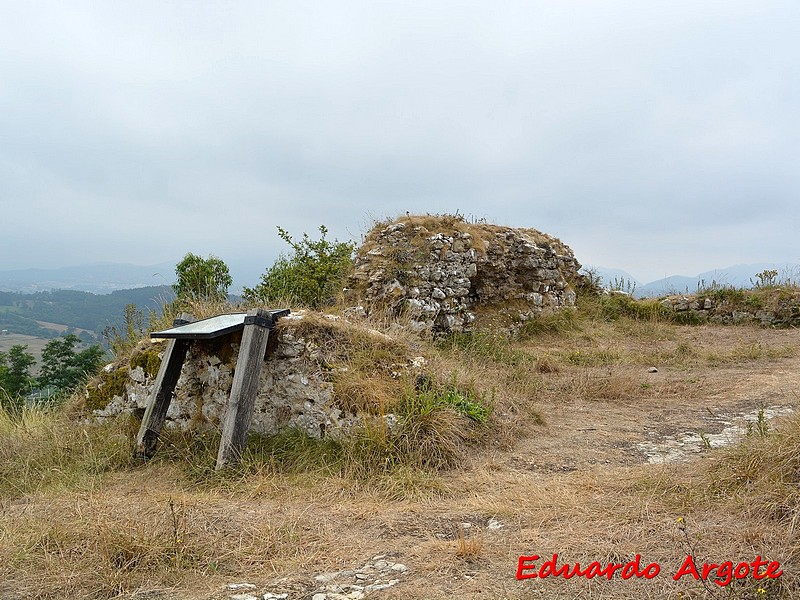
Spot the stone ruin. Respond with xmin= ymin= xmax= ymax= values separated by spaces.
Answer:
xmin=90 ymin=311 xmax=423 ymax=438
xmin=347 ymin=215 xmax=583 ymax=333
xmin=88 ymin=215 xmax=584 ymax=437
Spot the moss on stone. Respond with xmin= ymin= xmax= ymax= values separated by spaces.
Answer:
xmin=129 ymin=346 xmax=162 ymax=379
xmin=85 ymin=367 xmax=129 ymax=411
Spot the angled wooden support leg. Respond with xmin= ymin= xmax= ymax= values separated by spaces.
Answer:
xmin=135 ymin=313 xmax=194 ymax=459
xmin=216 ymin=308 xmax=276 ymax=469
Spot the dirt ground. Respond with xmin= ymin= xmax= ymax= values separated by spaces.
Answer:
xmin=2 ymin=324 xmax=798 ymax=600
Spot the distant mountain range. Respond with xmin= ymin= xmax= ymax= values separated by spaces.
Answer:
xmin=0 ymin=262 xmax=177 ymax=294
xmin=585 ymin=263 xmax=800 ymax=298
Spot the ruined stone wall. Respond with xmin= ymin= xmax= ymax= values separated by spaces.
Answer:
xmin=659 ymin=292 xmax=800 ymax=327
xmin=349 ymin=217 xmax=582 ymax=333
xmin=90 ymin=312 xmax=420 ymax=438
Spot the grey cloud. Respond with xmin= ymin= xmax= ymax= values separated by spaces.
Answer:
xmin=1 ymin=0 xmax=798 ymax=284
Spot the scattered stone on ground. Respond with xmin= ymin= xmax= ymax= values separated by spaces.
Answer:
xmin=638 ymin=405 xmax=795 ymax=463
xmin=227 ymin=556 xmax=409 ymax=600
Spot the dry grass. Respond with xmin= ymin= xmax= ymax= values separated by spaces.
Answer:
xmin=0 ymin=406 xmax=134 ymax=500
xmin=365 ymin=213 xmax=576 ymax=259
xmin=0 ymin=478 xmax=328 ymax=600
xmin=3 ymin=306 xmax=800 ymax=599
xmin=454 ymin=524 xmax=484 ymax=560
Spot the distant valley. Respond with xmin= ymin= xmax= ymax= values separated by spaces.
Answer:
xmin=0 ymin=286 xmax=175 ymax=343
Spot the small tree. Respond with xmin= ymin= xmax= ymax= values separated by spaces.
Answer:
xmin=173 ymin=253 xmax=232 ymax=302
xmin=0 ymin=344 xmax=36 ymax=398
xmin=244 ymin=225 xmax=355 ymax=309
xmin=39 ymin=334 xmax=105 ymax=396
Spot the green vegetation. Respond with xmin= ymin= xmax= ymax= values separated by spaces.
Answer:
xmin=1 ymin=335 xmax=105 ymax=411
xmin=596 ymin=294 xmax=672 ymax=322
xmin=173 ymin=253 xmax=232 ymax=302
xmin=407 ymin=377 xmax=492 ymax=424
xmin=103 ymin=303 xmax=150 ymax=357
xmin=158 ymin=379 xmax=489 ymax=481
xmin=39 ymin=334 xmax=105 ymax=396
xmin=244 ymin=225 xmax=355 ymax=309
xmin=437 ymin=330 xmax=531 ymax=365
xmin=85 ymin=367 xmax=130 ymax=411
xmin=0 ymin=345 xmax=35 ymax=408
xmin=129 ymin=345 xmax=163 ymax=379
xmin=517 ymin=308 xmax=579 ymax=338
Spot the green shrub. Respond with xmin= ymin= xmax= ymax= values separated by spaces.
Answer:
xmin=243 ymin=226 xmax=355 ymax=309
xmin=173 ymin=253 xmax=232 ymax=302
xmin=403 ymin=378 xmax=491 ymax=425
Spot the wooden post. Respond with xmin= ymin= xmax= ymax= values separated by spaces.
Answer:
xmin=215 ymin=308 xmax=274 ymax=469
xmin=135 ymin=313 xmax=193 ymax=459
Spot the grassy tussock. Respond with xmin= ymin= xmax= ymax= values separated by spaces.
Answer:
xmin=0 ymin=405 xmax=134 ymax=500
xmin=284 ymin=312 xmax=411 ymax=415
xmin=0 ymin=492 xmax=317 ymax=600
xmin=710 ymin=414 xmax=800 ymax=524
xmin=705 ymin=342 xmax=796 ymax=366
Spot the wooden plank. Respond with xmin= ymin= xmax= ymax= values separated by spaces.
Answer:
xmin=135 ymin=313 xmax=194 ymax=459
xmin=215 ymin=308 xmax=274 ymax=469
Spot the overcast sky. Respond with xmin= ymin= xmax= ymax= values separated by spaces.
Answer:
xmin=2 ymin=0 xmax=798 ymax=286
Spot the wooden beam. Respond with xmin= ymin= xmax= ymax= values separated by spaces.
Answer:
xmin=135 ymin=313 xmax=194 ymax=459
xmin=215 ymin=308 xmax=275 ymax=469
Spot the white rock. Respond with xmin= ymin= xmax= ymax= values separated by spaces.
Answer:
xmin=228 ymin=584 xmax=258 ymax=590
xmin=487 ymin=517 xmax=504 ymax=530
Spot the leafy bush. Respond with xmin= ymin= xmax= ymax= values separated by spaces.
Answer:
xmin=173 ymin=253 xmax=232 ymax=302
xmin=39 ymin=334 xmax=105 ymax=397
xmin=244 ymin=226 xmax=355 ymax=309
xmin=0 ymin=344 xmax=36 ymax=402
